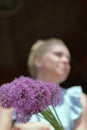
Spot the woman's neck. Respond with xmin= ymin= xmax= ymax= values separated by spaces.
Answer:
xmin=36 ymin=73 xmax=60 ymax=84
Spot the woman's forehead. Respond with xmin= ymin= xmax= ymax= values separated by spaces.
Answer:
xmin=49 ymin=44 xmax=69 ymax=52
xmin=48 ymin=44 xmax=71 ymax=57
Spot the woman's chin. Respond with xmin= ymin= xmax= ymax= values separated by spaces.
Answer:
xmin=57 ymin=75 xmax=69 ymax=84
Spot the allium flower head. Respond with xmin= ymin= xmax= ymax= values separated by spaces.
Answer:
xmin=31 ymin=80 xmax=51 ymax=111
xmin=9 ymin=76 xmax=35 ymax=108
xmin=0 ymin=83 xmax=12 ymax=108
xmin=46 ymin=82 xmax=62 ymax=106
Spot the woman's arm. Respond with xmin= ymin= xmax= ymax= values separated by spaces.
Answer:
xmin=73 ymin=93 xmax=87 ymax=130
xmin=0 ymin=107 xmax=13 ymax=130
xmin=12 ymin=122 xmax=54 ymax=130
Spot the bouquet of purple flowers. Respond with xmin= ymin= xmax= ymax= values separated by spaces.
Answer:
xmin=0 ymin=76 xmax=64 ymax=130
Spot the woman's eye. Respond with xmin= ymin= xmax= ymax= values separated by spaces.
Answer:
xmin=54 ymin=52 xmax=71 ymax=61
xmin=54 ymin=52 xmax=63 ymax=57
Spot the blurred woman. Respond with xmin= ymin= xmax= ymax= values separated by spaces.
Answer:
xmin=27 ymin=38 xmax=87 ymax=130
xmin=13 ymin=38 xmax=87 ymax=130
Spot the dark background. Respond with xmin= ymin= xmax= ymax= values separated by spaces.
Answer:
xmin=0 ymin=0 xmax=87 ymax=93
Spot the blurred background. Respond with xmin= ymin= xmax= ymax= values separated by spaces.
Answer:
xmin=0 ymin=0 xmax=87 ymax=93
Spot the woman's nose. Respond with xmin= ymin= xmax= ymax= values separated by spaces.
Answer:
xmin=62 ymin=56 xmax=70 ymax=63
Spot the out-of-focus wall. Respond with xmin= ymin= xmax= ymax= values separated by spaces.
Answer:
xmin=0 ymin=0 xmax=87 ymax=92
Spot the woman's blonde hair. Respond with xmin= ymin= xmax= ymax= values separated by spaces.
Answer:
xmin=27 ymin=38 xmax=65 ymax=78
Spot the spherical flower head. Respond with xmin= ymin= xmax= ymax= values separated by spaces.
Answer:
xmin=45 ymin=82 xmax=62 ymax=106
xmin=0 ymin=83 xmax=12 ymax=108
xmin=9 ymin=76 xmax=36 ymax=110
xmin=9 ymin=77 xmax=52 ymax=122
xmin=32 ymin=80 xmax=51 ymax=111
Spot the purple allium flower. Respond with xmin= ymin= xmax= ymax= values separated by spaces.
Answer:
xmin=46 ymin=82 xmax=62 ymax=106
xmin=0 ymin=75 xmax=62 ymax=123
xmin=0 ymin=83 xmax=12 ymax=108
xmin=9 ymin=77 xmax=52 ymax=122
xmin=31 ymin=80 xmax=51 ymax=111
xmin=9 ymin=76 xmax=35 ymax=107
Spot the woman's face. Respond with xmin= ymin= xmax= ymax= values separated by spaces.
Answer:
xmin=36 ymin=44 xmax=71 ymax=83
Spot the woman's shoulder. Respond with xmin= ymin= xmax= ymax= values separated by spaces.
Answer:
xmin=63 ymin=86 xmax=87 ymax=108
xmin=60 ymin=86 xmax=83 ymax=120
xmin=63 ymin=85 xmax=82 ymax=97
xmin=62 ymin=85 xmax=83 ymax=106
xmin=80 ymin=92 xmax=87 ymax=108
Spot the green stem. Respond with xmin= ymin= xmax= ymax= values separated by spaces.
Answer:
xmin=40 ymin=106 xmax=64 ymax=130
xmin=52 ymin=105 xmax=63 ymax=128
